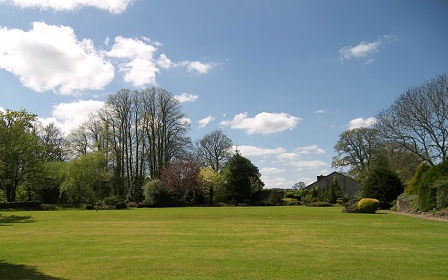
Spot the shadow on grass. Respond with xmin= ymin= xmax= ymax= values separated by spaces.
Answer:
xmin=0 ymin=261 xmax=65 ymax=280
xmin=0 ymin=214 xmax=33 ymax=226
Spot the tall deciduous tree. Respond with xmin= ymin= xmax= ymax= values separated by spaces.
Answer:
xmin=332 ymin=127 xmax=381 ymax=179
xmin=0 ymin=110 xmax=41 ymax=202
xmin=375 ymin=73 xmax=448 ymax=166
xmin=196 ymin=129 xmax=233 ymax=172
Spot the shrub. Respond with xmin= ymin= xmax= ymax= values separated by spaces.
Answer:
xmin=85 ymin=204 xmax=95 ymax=210
xmin=115 ymin=202 xmax=128 ymax=209
xmin=282 ymin=198 xmax=299 ymax=205
xmin=357 ymin=198 xmax=380 ymax=213
xmin=362 ymin=166 xmax=403 ymax=209
xmin=127 ymin=201 xmax=138 ymax=208
xmin=143 ymin=179 xmax=173 ymax=207
xmin=396 ymin=193 xmax=418 ymax=213
xmin=343 ymin=200 xmax=360 ymax=213
xmin=306 ymin=201 xmax=332 ymax=207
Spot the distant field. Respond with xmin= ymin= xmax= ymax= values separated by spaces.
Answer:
xmin=1 ymin=206 xmax=447 ymax=279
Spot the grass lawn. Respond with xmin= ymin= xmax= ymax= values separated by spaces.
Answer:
xmin=0 ymin=206 xmax=447 ymax=279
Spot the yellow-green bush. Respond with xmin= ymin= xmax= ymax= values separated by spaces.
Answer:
xmin=357 ymin=198 xmax=380 ymax=213
xmin=282 ymin=198 xmax=299 ymax=205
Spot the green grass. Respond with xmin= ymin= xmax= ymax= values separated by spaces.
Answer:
xmin=1 ymin=206 xmax=447 ymax=279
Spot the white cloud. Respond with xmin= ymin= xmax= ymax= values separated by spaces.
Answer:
xmin=261 ymin=175 xmax=293 ymax=189
xmin=198 ymin=115 xmax=215 ymax=128
xmin=276 ymin=152 xmax=299 ymax=161
xmin=221 ymin=112 xmax=301 ymax=135
xmin=39 ymin=100 xmax=105 ymax=135
xmin=181 ymin=61 xmax=214 ymax=74
xmin=175 ymin=92 xmax=199 ymax=103
xmin=294 ymin=145 xmax=325 ymax=155
xmin=314 ymin=109 xmax=326 ymax=114
xmin=237 ymin=145 xmax=286 ymax=157
xmin=180 ymin=117 xmax=191 ymax=126
xmin=261 ymin=167 xmax=285 ymax=175
xmin=291 ymin=160 xmax=327 ymax=169
xmin=157 ymin=54 xmax=174 ymax=69
xmin=107 ymin=36 xmax=158 ymax=87
xmin=339 ymin=34 xmax=397 ymax=63
xmin=0 ymin=22 xmax=115 ymax=95
xmin=2 ymin=0 xmax=133 ymax=14
xmin=348 ymin=117 xmax=377 ymax=129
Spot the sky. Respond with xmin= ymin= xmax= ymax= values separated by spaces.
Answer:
xmin=0 ymin=0 xmax=447 ymax=188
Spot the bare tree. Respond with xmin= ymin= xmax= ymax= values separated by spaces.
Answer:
xmin=332 ymin=127 xmax=381 ymax=179
xmin=196 ymin=129 xmax=233 ymax=172
xmin=375 ymin=74 xmax=448 ymax=166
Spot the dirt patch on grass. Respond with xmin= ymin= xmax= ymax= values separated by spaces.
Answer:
xmin=381 ymin=210 xmax=448 ymax=223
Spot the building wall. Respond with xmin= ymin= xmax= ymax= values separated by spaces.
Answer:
xmin=306 ymin=172 xmax=360 ymax=198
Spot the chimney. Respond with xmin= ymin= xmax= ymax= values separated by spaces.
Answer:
xmin=317 ymin=175 xmax=325 ymax=181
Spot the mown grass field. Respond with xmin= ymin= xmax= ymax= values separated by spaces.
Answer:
xmin=1 ymin=206 xmax=447 ymax=279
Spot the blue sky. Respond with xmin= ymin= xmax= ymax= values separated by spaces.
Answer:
xmin=0 ymin=0 xmax=447 ymax=188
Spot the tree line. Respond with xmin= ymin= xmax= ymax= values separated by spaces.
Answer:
xmin=332 ymin=73 xmax=448 ymax=211
xmin=0 ymin=87 xmax=264 ymax=207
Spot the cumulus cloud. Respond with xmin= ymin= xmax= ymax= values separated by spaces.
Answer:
xmin=339 ymin=34 xmax=397 ymax=63
xmin=261 ymin=167 xmax=285 ymax=175
xmin=291 ymin=160 xmax=327 ymax=169
xmin=198 ymin=115 xmax=215 ymax=128
xmin=174 ymin=92 xmax=199 ymax=103
xmin=0 ymin=21 xmax=216 ymax=94
xmin=2 ymin=0 xmax=133 ymax=14
xmin=237 ymin=145 xmax=286 ymax=157
xmin=39 ymin=100 xmax=105 ymax=135
xmin=314 ymin=109 xmax=326 ymax=114
xmin=107 ymin=36 xmax=158 ymax=87
xmin=348 ymin=117 xmax=377 ymax=129
xmin=0 ymin=22 xmax=115 ymax=95
xmin=295 ymin=145 xmax=325 ymax=155
xmin=221 ymin=112 xmax=301 ymax=135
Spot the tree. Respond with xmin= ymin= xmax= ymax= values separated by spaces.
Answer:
xmin=160 ymin=158 xmax=201 ymax=205
xmin=332 ymin=127 xmax=381 ymax=179
xmin=196 ymin=129 xmax=233 ymax=172
xmin=292 ymin=182 xmax=306 ymax=190
xmin=220 ymin=152 xmax=264 ymax=204
xmin=375 ymin=74 xmax=448 ymax=166
xmin=197 ymin=166 xmax=222 ymax=205
xmin=61 ymin=151 xmax=110 ymax=206
xmin=0 ymin=110 xmax=42 ymax=202
xmin=362 ymin=166 xmax=403 ymax=208
xmin=329 ymin=178 xmax=341 ymax=204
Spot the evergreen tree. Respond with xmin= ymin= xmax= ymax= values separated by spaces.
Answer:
xmin=221 ymin=152 xmax=264 ymax=204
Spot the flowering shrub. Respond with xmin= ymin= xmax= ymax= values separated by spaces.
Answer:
xmin=357 ymin=198 xmax=380 ymax=213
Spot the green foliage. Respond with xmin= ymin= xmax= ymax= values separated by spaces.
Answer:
xmin=417 ymin=159 xmax=448 ymax=211
xmin=357 ymin=198 xmax=380 ymax=213
xmin=143 ymin=179 xmax=173 ymax=207
xmin=282 ymin=198 xmax=299 ymax=205
xmin=0 ymin=109 xmax=42 ymax=202
xmin=329 ymin=178 xmax=341 ymax=204
xmin=61 ymin=151 xmax=111 ymax=207
xmin=220 ymin=152 xmax=264 ymax=204
xmin=306 ymin=201 xmax=332 ymax=207
xmin=434 ymin=177 xmax=448 ymax=209
xmin=197 ymin=167 xmax=222 ymax=205
xmin=115 ymin=202 xmax=128 ymax=209
xmin=362 ymin=166 xmax=403 ymax=208
xmin=406 ymin=162 xmax=430 ymax=195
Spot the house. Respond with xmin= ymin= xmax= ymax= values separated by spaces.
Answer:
xmin=305 ymin=171 xmax=360 ymax=199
